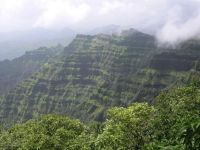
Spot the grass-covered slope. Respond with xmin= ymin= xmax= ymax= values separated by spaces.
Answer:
xmin=0 ymin=30 xmax=157 ymax=123
xmin=136 ymin=42 xmax=200 ymax=102
xmin=0 ymin=45 xmax=63 ymax=96
xmin=1 ymin=29 xmax=200 ymax=124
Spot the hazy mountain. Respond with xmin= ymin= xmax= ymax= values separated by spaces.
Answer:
xmin=0 ymin=29 xmax=155 ymax=123
xmin=0 ymin=28 xmax=76 ymax=60
xmin=1 ymin=29 xmax=200 ymax=124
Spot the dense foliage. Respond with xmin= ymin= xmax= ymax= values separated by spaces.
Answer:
xmin=0 ymin=115 xmax=87 ymax=150
xmin=0 ymin=82 xmax=199 ymax=149
xmin=146 ymin=81 xmax=200 ymax=150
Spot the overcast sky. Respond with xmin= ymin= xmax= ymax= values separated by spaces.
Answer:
xmin=0 ymin=0 xmax=200 ymax=43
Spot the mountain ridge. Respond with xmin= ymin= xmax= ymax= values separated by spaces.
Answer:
xmin=0 ymin=29 xmax=200 ymax=124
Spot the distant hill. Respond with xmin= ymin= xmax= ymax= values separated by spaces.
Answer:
xmin=0 ymin=28 xmax=75 ymax=60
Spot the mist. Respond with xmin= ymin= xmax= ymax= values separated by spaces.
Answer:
xmin=0 ymin=0 xmax=200 ymax=59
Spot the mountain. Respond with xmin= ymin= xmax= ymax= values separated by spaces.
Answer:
xmin=0 ymin=45 xmax=64 ymax=96
xmin=0 ymin=29 xmax=200 ymax=124
xmin=0 ymin=28 xmax=75 ymax=60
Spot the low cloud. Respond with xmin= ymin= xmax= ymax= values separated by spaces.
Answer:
xmin=33 ymin=0 xmax=91 ymax=29
xmin=0 ymin=0 xmax=200 ymax=44
xmin=156 ymin=1 xmax=200 ymax=45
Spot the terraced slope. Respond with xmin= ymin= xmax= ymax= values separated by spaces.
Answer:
xmin=0 ymin=45 xmax=63 ymax=96
xmin=1 ymin=30 xmax=200 ymax=124
xmin=135 ymin=40 xmax=200 ymax=102
xmin=0 ymin=30 xmax=158 ymax=123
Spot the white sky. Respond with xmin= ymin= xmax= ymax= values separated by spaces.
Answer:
xmin=0 ymin=0 xmax=200 ymax=43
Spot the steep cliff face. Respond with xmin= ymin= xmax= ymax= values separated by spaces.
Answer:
xmin=0 ymin=30 xmax=158 ymax=123
xmin=135 ymin=45 xmax=200 ymax=102
xmin=0 ymin=45 xmax=63 ymax=96
xmin=1 ymin=30 xmax=200 ymax=124
xmin=150 ymin=52 xmax=197 ymax=71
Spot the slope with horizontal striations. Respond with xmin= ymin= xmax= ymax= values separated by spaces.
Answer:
xmin=134 ymin=40 xmax=200 ymax=102
xmin=0 ymin=29 xmax=158 ymax=123
xmin=0 ymin=45 xmax=64 ymax=97
xmin=1 ymin=29 xmax=200 ymax=124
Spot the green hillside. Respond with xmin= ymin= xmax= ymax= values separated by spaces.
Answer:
xmin=0 ymin=45 xmax=63 ymax=96
xmin=0 ymin=29 xmax=200 ymax=124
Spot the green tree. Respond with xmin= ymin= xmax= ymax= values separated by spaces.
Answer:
xmin=0 ymin=114 xmax=87 ymax=150
xmin=95 ymin=103 xmax=155 ymax=150
xmin=146 ymin=82 xmax=200 ymax=150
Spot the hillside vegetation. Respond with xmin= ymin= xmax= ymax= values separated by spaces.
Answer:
xmin=1 ymin=29 xmax=200 ymax=124
xmin=0 ymin=45 xmax=63 ymax=96
xmin=0 ymin=82 xmax=199 ymax=149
